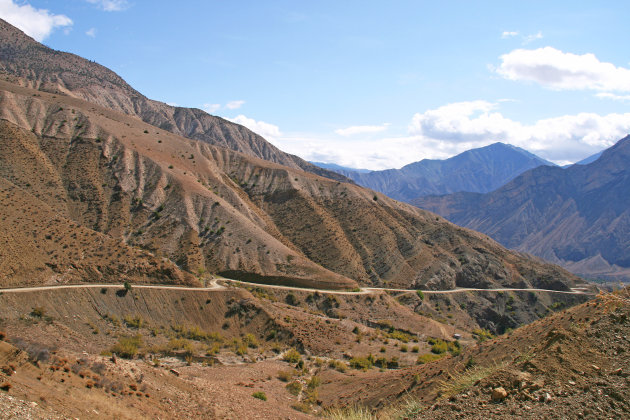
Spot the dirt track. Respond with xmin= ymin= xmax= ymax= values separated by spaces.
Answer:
xmin=0 ymin=277 xmax=596 ymax=296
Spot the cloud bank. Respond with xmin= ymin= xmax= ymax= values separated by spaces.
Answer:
xmin=335 ymin=123 xmax=390 ymax=136
xmin=234 ymin=101 xmax=630 ymax=170
xmin=497 ymin=47 xmax=630 ymax=92
xmin=229 ymin=115 xmax=282 ymax=140
xmin=0 ymin=0 xmax=72 ymax=41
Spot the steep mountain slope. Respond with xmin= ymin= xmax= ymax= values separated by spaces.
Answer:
xmin=331 ymin=143 xmax=553 ymax=202
xmin=414 ymin=136 xmax=630 ymax=281
xmin=0 ymin=79 xmax=590 ymax=296
xmin=0 ymin=18 xmax=348 ymax=184
xmin=321 ymin=288 xmax=630 ymax=419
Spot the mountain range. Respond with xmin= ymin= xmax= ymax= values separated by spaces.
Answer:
xmin=0 ymin=18 xmax=585 ymax=299
xmin=414 ymin=135 xmax=630 ymax=281
xmin=319 ymin=142 xmax=553 ymax=202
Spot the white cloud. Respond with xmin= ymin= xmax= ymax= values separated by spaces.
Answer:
xmin=227 ymin=102 xmax=630 ymax=170
xmin=501 ymin=31 xmax=518 ymax=39
xmin=85 ymin=27 xmax=96 ymax=37
xmin=522 ymin=31 xmax=543 ymax=45
xmin=497 ymin=47 xmax=630 ymax=92
xmin=596 ymin=92 xmax=630 ymax=102
xmin=225 ymin=100 xmax=245 ymax=110
xmin=86 ymin=0 xmax=129 ymax=12
xmin=335 ymin=123 xmax=390 ymax=136
xmin=0 ymin=0 xmax=72 ymax=41
xmin=408 ymin=100 xmax=630 ymax=163
xmin=203 ymin=103 xmax=221 ymax=113
xmin=229 ymin=115 xmax=282 ymax=140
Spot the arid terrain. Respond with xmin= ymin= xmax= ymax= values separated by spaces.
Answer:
xmin=0 ymin=17 xmax=623 ymax=420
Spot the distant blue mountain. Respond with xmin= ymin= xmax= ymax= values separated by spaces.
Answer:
xmin=323 ymin=142 xmax=554 ymax=202
xmin=413 ymin=135 xmax=630 ymax=282
xmin=310 ymin=162 xmax=372 ymax=173
xmin=575 ymin=151 xmax=604 ymax=165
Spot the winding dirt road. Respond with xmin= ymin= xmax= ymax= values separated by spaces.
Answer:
xmin=0 ymin=277 xmax=596 ymax=296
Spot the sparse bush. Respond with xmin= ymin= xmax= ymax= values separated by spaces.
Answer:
xmin=278 ymin=369 xmax=296 ymax=382
xmin=30 ymin=307 xmax=46 ymax=318
xmin=388 ymin=330 xmax=412 ymax=343
xmin=411 ymin=346 xmax=419 ymax=353
xmin=110 ymin=335 xmax=142 ymax=359
xmin=400 ymin=344 xmax=408 ymax=352
xmin=431 ymin=340 xmax=448 ymax=354
xmin=328 ymin=359 xmax=347 ymax=372
xmin=252 ymin=391 xmax=267 ymax=401
xmin=307 ymin=376 xmax=321 ymax=389
xmin=285 ymin=293 xmax=298 ymax=306
xmin=286 ymin=380 xmax=302 ymax=396
xmin=124 ymin=314 xmax=143 ymax=329
xmin=416 ymin=290 xmax=424 ymax=300
xmin=349 ymin=356 xmax=372 ymax=371
xmin=243 ymin=333 xmax=258 ymax=348
xmin=283 ymin=348 xmax=301 ymax=364
xmin=417 ymin=353 xmax=444 ymax=364
xmin=472 ymin=328 xmax=494 ymax=342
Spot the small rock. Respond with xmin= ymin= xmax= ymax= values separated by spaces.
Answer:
xmin=169 ymin=369 xmax=180 ymax=377
xmin=492 ymin=387 xmax=508 ymax=402
xmin=568 ymin=380 xmax=576 ymax=385
xmin=541 ymin=392 xmax=552 ymax=403
xmin=591 ymin=364 xmax=600 ymax=371
xmin=613 ymin=368 xmax=623 ymax=376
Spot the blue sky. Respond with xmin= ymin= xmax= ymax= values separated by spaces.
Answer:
xmin=2 ymin=0 xmax=630 ymax=169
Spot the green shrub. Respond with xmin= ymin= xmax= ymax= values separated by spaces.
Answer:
xmin=110 ymin=334 xmax=142 ymax=358
xmin=328 ymin=359 xmax=348 ymax=372
xmin=428 ymin=338 xmax=460 ymax=355
xmin=472 ymin=328 xmax=494 ymax=342
xmin=124 ymin=314 xmax=143 ymax=329
xmin=307 ymin=376 xmax=321 ymax=389
xmin=278 ymin=369 xmax=296 ymax=382
xmin=416 ymin=290 xmax=424 ymax=300
xmin=243 ymin=333 xmax=259 ymax=348
xmin=431 ymin=340 xmax=448 ymax=354
xmin=349 ymin=356 xmax=373 ymax=371
xmin=417 ymin=353 xmax=444 ymax=364
xmin=283 ymin=348 xmax=301 ymax=363
xmin=286 ymin=380 xmax=302 ymax=395
xmin=252 ymin=391 xmax=267 ymax=401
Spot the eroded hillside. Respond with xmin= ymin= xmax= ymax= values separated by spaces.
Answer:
xmin=0 ymin=80 xmax=592 ymax=301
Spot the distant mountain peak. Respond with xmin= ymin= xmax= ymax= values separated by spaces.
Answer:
xmin=414 ymin=135 xmax=630 ymax=282
xmin=330 ymin=142 xmax=553 ymax=202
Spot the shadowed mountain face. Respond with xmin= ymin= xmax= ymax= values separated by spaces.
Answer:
xmin=414 ymin=136 xmax=630 ymax=281
xmin=0 ymin=19 xmax=588 ymax=299
xmin=324 ymin=143 xmax=553 ymax=202
xmin=0 ymin=19 xmax=348 ymax=184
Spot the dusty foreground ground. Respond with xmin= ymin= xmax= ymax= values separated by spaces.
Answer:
xmin=0 ymin=283 xmax=468 ymax=419
xmin=0 ymin=285 xmax=626 ymax=419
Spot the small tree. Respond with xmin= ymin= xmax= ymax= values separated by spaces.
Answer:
xmin=123 ymin=281 xmax=132 ymax=292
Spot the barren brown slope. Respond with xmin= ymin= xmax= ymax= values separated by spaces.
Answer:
xmin=0 ymin=80 xmax=592 ymax=299
xmin=321 ymin=289 xmax=630 ymax=419
xmin=0 ymin=18 xmax=348 ymax=183
xmin=0 ymin=83 xmax=355 ymax=290
xmin=0 ymin=176 xmax=197 ymax=288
